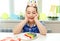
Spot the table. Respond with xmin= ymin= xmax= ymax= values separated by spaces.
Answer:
xmin=0 ymin=32 xmax=60 ymax=41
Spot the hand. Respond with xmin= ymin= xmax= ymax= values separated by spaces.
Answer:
xmin=34 ymin=14 xmax=38 ymax=21
xmin=24 ymin=14 xmax=28 ymax=23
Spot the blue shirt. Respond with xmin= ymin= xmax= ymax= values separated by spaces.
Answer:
xmin=22 ymin=21 xmax=44 ymax=33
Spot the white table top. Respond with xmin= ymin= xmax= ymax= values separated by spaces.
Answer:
xmin=0 ymin=32 xmax=60 ymax=41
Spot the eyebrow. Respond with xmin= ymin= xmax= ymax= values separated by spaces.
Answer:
xmin=27 ymin=10 xmax=36 ymax=12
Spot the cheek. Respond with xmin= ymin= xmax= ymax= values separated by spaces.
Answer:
xmin=33 ymin=14 xmax=37 ymax=17
xmin=26 ymin=14 xmax=30 ymax=18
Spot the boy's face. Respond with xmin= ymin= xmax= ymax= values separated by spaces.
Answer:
xmin=26 ymin=7 xmax=38 ymax=22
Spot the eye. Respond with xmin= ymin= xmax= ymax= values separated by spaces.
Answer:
xmin=33 ymin=12 xmax=35 ymax=14
xmin=27 ymin=13 xmax=30 ymax=14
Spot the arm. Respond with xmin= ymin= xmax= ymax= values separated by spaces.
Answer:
xmin=34 ymin=14 xmax=47 ymax=35
xmin=13 ymin=20 xmax=27 ymax=34
xmin=35 ymin=20 xmax=47 ymax=35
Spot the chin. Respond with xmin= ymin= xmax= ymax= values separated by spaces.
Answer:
xmin=28 ymin=20 xmax=34 ymax=23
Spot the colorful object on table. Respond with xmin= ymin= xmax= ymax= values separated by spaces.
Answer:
xmin=56 ymin=6 xmax=60 ymax=13
xmin=10 ymin=13 xmax=20 ymax=20
xmin=39 ymin=13 xmax=47 ymax=21
xmin=1 ymin=12 xmax=9 ymax=19
xmin=0 ymin=37 xmax=21 ymax=41
xmin=50 ymin=5 xmax=56 ymax=13
xmin=19 ymin=11 xmax=25 ymax=20
xmin=24 ymin=32 xmax=37 ymax=39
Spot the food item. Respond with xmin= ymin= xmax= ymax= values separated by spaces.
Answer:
xmin=17 ymin=38 xmax=21 ymax=41
xmin=24 ymin=32 xmax=37 ymax=39
xmin=0 ymin=37 xmax=21 ymax=41
xmin=10 ymin=39 xmax=15 ymax=41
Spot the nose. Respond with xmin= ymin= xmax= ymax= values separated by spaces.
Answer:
xmin=30 ymin=13 xmax=33 ymax=17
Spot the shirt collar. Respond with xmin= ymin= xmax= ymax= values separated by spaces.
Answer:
xmin=26 ymin=23 xmax=36 ymax=27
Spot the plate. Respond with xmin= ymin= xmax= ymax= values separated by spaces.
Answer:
xmin=14 ymin=32 xmax=37 ymax=41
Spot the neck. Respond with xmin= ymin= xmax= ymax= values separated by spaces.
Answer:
xmin=28 ymin=21 xmax=35 ymax=27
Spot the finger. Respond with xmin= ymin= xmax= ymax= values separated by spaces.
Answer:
xmin=36 ymin=14 xmax=38 ymax=18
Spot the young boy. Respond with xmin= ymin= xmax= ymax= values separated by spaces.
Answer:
xmin=13 ymin=3 xmax=47 ymax=35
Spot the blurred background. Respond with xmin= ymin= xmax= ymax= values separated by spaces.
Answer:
xmin=0 ymin=0 xmax=60 ymax=33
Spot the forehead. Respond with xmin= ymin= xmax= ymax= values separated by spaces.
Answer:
xmin=26 ymin=7 xmax=36 ymax=12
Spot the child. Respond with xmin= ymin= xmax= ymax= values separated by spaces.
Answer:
xmin=13 ymin=2 xmax=47 ymax=35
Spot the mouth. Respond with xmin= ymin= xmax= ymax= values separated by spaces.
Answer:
xmin=29 ymin=18 xmax=34 ymax=19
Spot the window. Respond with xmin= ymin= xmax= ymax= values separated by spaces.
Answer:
xmin=42 ymin=0 xmax=60 ymax=21
xmin=0 ymin=0 xmax=59 ymax=21
xmin=0 ymin=0 xmax=28 ymax=20
xmin=0 ymin=0 xmax=10 ymax=19
xmin=13 ymin=0 xmax=28 ymax=20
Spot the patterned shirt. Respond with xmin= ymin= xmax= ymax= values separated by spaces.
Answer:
xmin=22 ymin=21 xmax=44 ymax=33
